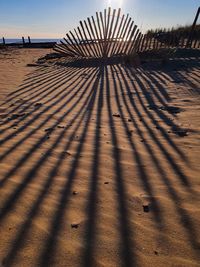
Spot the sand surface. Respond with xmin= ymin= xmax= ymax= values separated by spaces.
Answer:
xmin=0 ymin=48 xmax=200 ymax=267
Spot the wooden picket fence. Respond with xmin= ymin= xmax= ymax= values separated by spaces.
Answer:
xmin=54 ymin=7 xmax=143 ymax=58
xmin=54 ymin=7 xmax=200 ymax=58
xmin=136 ymin=33 xmax=200 ymax=53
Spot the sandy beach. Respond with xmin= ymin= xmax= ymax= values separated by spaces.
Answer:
xmin=0 ymin=47 xmax=200 ymax=267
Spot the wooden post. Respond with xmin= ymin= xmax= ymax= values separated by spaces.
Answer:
xmin=146 ymin=35 xmax=151 ymax=50
xmin=80 ymin=20 xmax=96 ymax=57
xmin=28 ymin=36 xmax=31 ymax=43
xmin=99 ymin=11 xmax=106 ymax=57
xmin=121 ymin=22 xmax=135 ymax=54
xmin=105 ymin=8 xmax=116 ymax=57
xmin=129 ymin=28 xmax=140 ymax=54
xmin=193 ymin=38 xmax=198 ymax=48
xmin=83 ymin=19 xmax=99 ymax=57
xmin=100 ymin=9 xmax=107 ymax=57
xmin=115 ymin=17 xmax=132 ymax=55
xmin=153 ymin=37 xmax=156 ymax=50
xmin=77 ymin=26 xmax=92 ymax=57
xmin=140 ymin=34 xmax=146 ymax=52
xmin=187 ymin=7 xmax=200 ymax=48
xmin=124 ymin=25 xmax=137 ymax=55
xmin=172 ymin=31 xmax=175 ymax=47
xmin=180 ymin=36 xmax=184 ymax=48
xmin=103 ymin=7 xmax=112 ymax=57
xmin=74 ymin=28 xmax=88 ymax=57
xmin=96 ymin=12 xmax=104 ymax=55
xmin=168 ymin=32 xmax=173 ymax=48
xmin=162 ymin=35 xmax=166 ymax=48
xmin=107 ymin=8 xmax=121 ymax=57
xmin=198 ymin=40 xmax=200 ymax=49
xmin=110 ymin=14 xmax=125 ymax=57
xmin=54 ymin=44 xmax=75 ymax=57
xmin=22 ymin=37 xmax=25 ymax=45
xmin=176 ymin=31 xmax=181 ymax=48
xmin=99 ymin=12 xmax=106 ymax=42
xmin=91 ymin=15 xmax=103 ymax=56
xmin=158 ymin=37 xmax=162 ymax=49
xmin=134 ymin=32 xmax=141 ymax=53
xmin=62 ymin=38 xmax=79 ymax=56
xmin=66 ymin=33 xmax=82 ymax=56
xmin=155 ymin=37 xmax=159 ymax=50
xmin=87 ymin=17 xmax=101 ymax=57
xmin=69 ymin=30 xmax=85 ymax=57
xmin=137 ymin=33 xmax=143 ymax=52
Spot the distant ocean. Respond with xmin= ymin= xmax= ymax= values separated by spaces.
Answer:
xmin=0 ymin=38 xmax=61 ymax=44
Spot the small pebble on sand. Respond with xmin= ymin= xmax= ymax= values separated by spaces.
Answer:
xmin=71 ymin=223 xmax=79 ymax=229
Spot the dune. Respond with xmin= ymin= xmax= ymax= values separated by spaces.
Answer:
xmin=0 ymin=47 xmax=200 ymax=267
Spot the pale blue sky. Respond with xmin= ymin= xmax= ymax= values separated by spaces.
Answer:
xmin=0 ymin=0 xmax=199 ymax=38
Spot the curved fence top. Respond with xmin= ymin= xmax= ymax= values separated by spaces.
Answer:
xmin=54 ymin=7 xmax=142 ymax=58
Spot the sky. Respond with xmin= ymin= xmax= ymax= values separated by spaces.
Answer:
xmin=0 ymin=0 xmax=199 ymax=38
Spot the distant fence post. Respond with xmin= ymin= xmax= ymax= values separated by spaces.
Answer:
xmin=193 ymin=38 xmax=198 ymax=48
xmin=140 ymin=35 xmax=145 ymax=52
xmin=2 ymin=37 xmax=5 ymax=45
xmin=28 ymin=36 xmax=31 ymax=44
xmin=198 ymin=40 xmax=200 ymax=49
xmin=180 ymin=36 xmax=184 ymax=48
xmin=186 ymin=7 xmax=200 ymax=48
xmin=22 ymin=36 xmax=25 ymax=45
